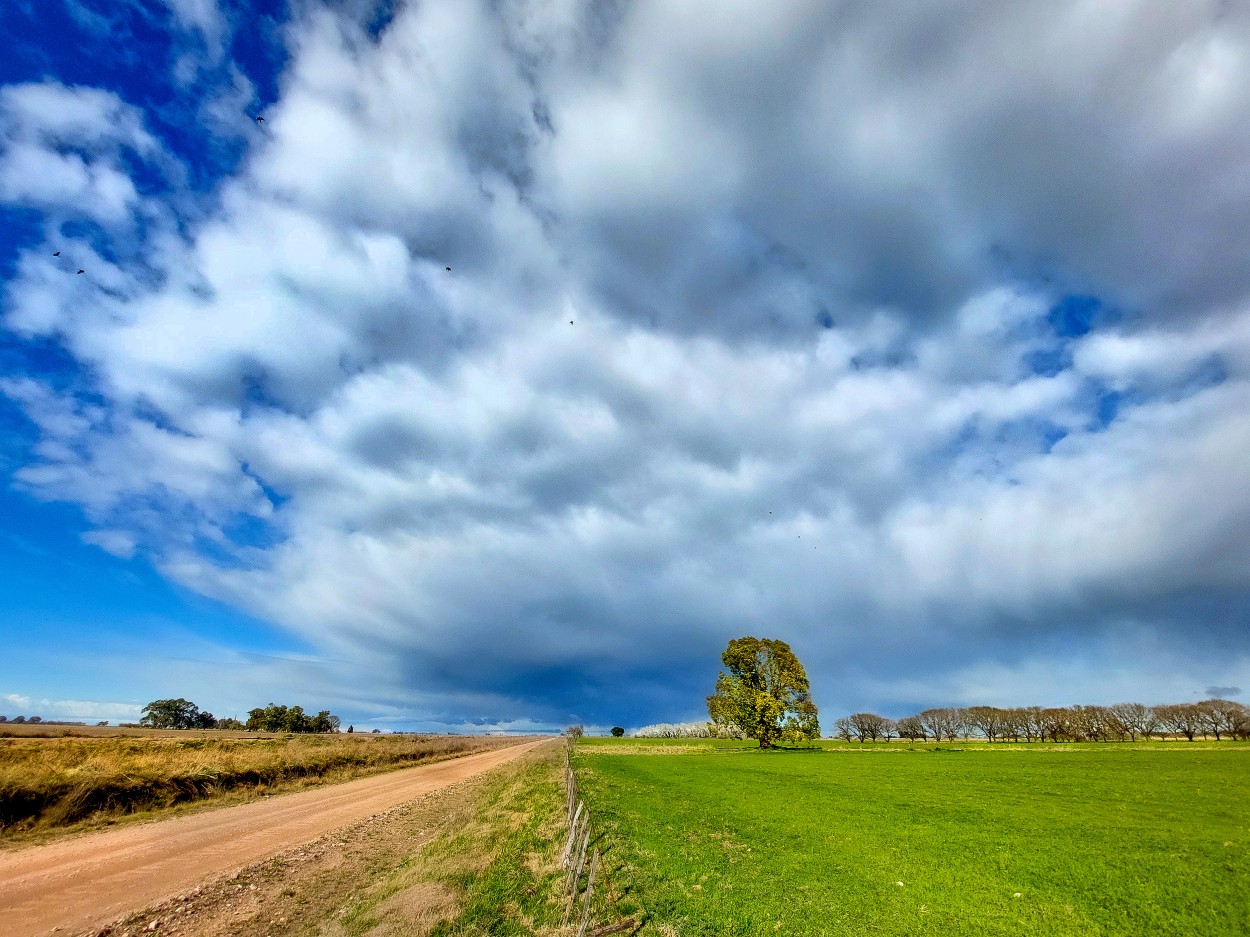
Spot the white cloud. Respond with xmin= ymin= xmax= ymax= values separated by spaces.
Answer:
xmin=0 ymin=82 xmax=161 ymax=226
xmin=81 ymin=529 xmax=138 ymax=559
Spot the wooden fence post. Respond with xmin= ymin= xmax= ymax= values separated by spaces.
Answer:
xmin=575 ymin=849 xmax=600 ymax=937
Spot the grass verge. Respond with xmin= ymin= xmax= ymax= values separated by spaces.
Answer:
xmin=576 ymin=738 xmax=1250 ymax=936
xmin=341 ymin=743 xmax=568 ymax=936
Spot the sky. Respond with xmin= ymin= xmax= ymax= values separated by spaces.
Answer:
xmin=1 ymin=0 xmax=1248 ymax=733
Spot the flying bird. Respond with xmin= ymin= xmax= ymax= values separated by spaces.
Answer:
xmin=255 ymin=116 xmax=265 ymax=123
xmin=569 ymin=320 xmax=574 ymax=325
xmin=53 ymin=251 xmax=60 ymax=257
xmin=76 ymin=269 xmax=84 ymax=275
xmin=445 ymin=266 xmax=451 ymax=271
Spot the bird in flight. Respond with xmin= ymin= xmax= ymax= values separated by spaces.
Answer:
xmin=76 ymin=269 xmax=85 ymax=275
xmin=53 ymin=251 xmax=61 ymax=257
xmin=569 ymin=320 xmax=574 ymax=325
xmin=445 ymin=266 xmax=451 ymax=271
xmin=255 ymin=116 xmax=265 ymax=123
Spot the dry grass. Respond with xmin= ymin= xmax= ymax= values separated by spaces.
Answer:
xmin=0 ymin=732 xmax=539 ymax=839
xmin=0 ymin=724 xmax=264 ymax=739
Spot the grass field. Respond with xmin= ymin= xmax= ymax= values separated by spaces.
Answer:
xmin=0 ymin=731 xmax=535 ymax=841
xmin=575 ymin=738 xmax=1250 ymax=936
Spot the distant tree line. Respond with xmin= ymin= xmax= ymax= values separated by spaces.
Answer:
xmin=832 ymin=700 xmax=1250 ymax=743
xmin=633 ymin=721 xmax=747 ymax=739
xmin=138 ymin=698 xmax=340 ymax=733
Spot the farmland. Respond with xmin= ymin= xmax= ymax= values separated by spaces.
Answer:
xmin=0 ymin=730 xmax=535 ymax=841
xmin=575 ymin=738 xmax=1250 ymax=936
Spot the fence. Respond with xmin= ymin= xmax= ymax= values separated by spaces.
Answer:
xmin=561 ymin=742 xmax=636 ymax=937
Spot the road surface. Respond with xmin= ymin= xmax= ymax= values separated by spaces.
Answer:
xmin=0 ymin=738 xmax=554 ymax=937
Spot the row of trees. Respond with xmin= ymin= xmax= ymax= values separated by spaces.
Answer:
xmin=245 ymin=703 xmax=341 ymax=734
xmin=833 ymin=700 xmax=1250 ymax=743
xmin=140 ymin=699 xmax=341 ymax=733
xmin=634 ymin=721 xmax=747 ymax=738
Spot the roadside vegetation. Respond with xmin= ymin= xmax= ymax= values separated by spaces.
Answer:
xmin=102 ymin=742 xmax=570 ymax=937
xmin=0 ymin=732 xmax=531 ymax=841
xmin=574 ymin=737 xmax=1250 ymax=936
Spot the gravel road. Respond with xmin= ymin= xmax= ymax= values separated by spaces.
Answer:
xmin=0 ymin=738 xmax=554 ymax=937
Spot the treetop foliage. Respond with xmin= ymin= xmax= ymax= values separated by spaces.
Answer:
xmin=246 ymin=703 xmax=341 ymax=734
xmin=140 ymin=698 xmax=218 ymax=730
xmin=706 ymin=636 xmax=820 ymax=748
xmin=139 ymin=699 xmax=341 ymax=732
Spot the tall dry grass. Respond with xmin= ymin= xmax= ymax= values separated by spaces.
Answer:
xmin=0 ymin=733 xmax=536 ymax=836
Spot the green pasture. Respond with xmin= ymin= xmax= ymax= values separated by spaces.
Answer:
xmin=574 ymin=738 xmax=1250 ymax=936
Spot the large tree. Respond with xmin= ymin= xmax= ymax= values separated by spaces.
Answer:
xmin=141 ymin=698 xmax=203 ymax=729
xmin=706 ymin=636 xmax=819 ymax=748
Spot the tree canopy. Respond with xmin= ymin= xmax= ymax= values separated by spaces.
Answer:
xmin=140 ymin=698 xmax=216 ymax=729
xmin=245 ymin=703 xmax=341 ymax=733
xmin=706 ymin=636 xmax=820 ymax=748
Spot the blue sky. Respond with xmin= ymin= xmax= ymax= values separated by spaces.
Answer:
xmin=2 ymin=1 xmax=1248 ymax=732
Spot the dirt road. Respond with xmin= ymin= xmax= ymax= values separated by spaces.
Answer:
xmin=0 ymin=738 xmax=554 ymax=937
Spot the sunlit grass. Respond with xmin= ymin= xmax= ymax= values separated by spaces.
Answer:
xmin=576 ymin=739 xmax=1250 ymax=936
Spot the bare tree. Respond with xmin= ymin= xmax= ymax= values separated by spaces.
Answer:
xmin=1017 ymin=706 xmax=1047 ymax=742
xmin=1153 ymin=703 xmax=1201 ymax=741
xmin=1196 ymin=699 xmax=1248 ymax=741
xmin=833 ymin=717 xmax=854 ymax=742
xmin=1109 ymin=703 xmax=1156 ymax=741
xmin=848 ymin=712 xmax=889 ymax=742
xmin=896 ymin=715 xmax=926 ymax=741
xmin=919 ymin=707 xmax=960 ymax=742
xmin=964 ymin=706 xmax=1010 ymax=742
xmin=1039 ymin=708 xmax=1070 ymax=742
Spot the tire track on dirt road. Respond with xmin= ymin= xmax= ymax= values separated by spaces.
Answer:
xmin=0 ymin=738 xmax=556 ymax=937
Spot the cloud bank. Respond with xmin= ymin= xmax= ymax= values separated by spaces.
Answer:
xmin=3 ymin=0 xmax=1249 ymax=727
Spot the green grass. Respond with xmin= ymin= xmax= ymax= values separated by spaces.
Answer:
xmin=575 ymin=739 xmax=1250 ymax=936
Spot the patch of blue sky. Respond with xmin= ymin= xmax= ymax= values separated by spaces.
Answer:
xmin=925 ymin=414 xmax=1071 ymax=485
xmin=221 ymin=511 xmax=287 ymax=552
xmin=361 ymin=0 xmax=403 ymax=41
xmin=1023 ymin=345 xmax=1070 ymax=378
xmin=1047 ymin=293 xmax=1113 ymax=338
xmin=191 ymin=512 xmax=286 ymax=569
xmin=0 ymin=206 xmax=46 ymax=279
xmin=0 ymin=486 xmax=303 ymax=655
xmin=1017 ymin=294 xmax=1117 ymax=380
xmin=2 ymin=0 xmax=290 ymax=194
xmin=240 ymin=461 xmax=290 ymax=510
xmin=0 ymin=329 xmax=84 ymax=390
xmin=1078 ymin=354 xmax=1228 ymax=434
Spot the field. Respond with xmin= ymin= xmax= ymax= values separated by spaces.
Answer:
xmin=575 ymin=738 xmax=1250 ymax=936
xmin=0 ymin=730 xmax=536 ymax=841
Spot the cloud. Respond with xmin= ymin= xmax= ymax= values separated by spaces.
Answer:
xmin=0 ymin=82 xmax=162 ymax=225
xmin=1205 ymin=686 xmax=1242 ymax=699
xmin=4 ymin=2 xmax=1250 ymax=727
